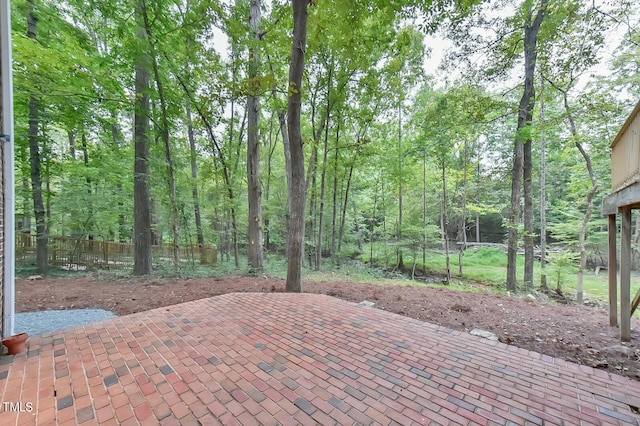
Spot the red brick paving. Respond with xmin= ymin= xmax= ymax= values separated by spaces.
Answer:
xmin=1 ymin=293 xmax=640 ymax=425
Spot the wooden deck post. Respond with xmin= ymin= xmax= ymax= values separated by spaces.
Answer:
xmin=609 ymin=213 xmax=618 ymax=327
xmin=620 ymin=206 xmax=632 ymax=341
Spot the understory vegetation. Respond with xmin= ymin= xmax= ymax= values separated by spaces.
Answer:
xmin=18 ymin=246 xmax=640 ymax=310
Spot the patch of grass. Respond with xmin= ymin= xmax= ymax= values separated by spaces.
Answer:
xmin=397 ymin=247 xmax=640 ymax=306
xmin=298 ymin=255 xmax=475 ymax=293
xmin=407 ymin=247 xmax=508 ymax=287
xmin=304 ymin=265 xmax=411 ymax=286
xmin=462 ymin=247 xmax=509 ymax=267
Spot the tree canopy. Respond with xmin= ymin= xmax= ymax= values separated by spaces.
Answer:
xmin=12 ymin=0 xmax=639 ymax=292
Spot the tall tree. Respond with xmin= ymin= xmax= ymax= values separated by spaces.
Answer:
xmin=26 ymin=0 xmax=48 ymax=273
xmin=441 ymin=0 xmax=562 ymax=291
xmin=225 ymin=4 xmax=243 ymax=268
xmin=397 ymin=103 xmax=404 ymax=270
xmin=539 ymin=77 xmax=548 ymax=289
xmin=506 ymin=0 xmax=548 ymax=292
xmin=173 ymin=8 xmax=199 ymax=252
xmin=133 ymin=0 xmax=153 ymax=275
xmin=285 ymin=0 xmax=309 ymax=292
xmin=186 ymin=100 xmax=204 ymax=248
xmin=540 ymin=2 xmax=612 ymax=302
xmin=556 ymin=84 xmax=597 ymax=305
xmin=247 ymin=0 xmax=264 ymax=271
xmin=315 ymin=82 xmax=331 ymax=270
xmin=314 ymin=54 xmax=334 ymax=270
xmin=140 ymin=0 xmax=180 ymax=272
xmin=459 ymin=138 xmax=468 ymax=276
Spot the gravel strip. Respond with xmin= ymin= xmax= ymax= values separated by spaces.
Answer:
xmin=14 ymin=309 xmax=117 ymax=336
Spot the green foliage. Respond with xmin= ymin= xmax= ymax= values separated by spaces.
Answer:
xmin=11 ymin=0 xmax=638 ymax=289
xmin=547 ymin=250 xmax=578 ymax=291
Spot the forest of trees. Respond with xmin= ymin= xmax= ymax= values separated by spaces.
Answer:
xmin=12 ymin=0 xmax=640 ymax=291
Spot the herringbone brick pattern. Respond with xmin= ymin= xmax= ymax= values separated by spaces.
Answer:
xmin=1 ymin=292 xmax=640 ymax=425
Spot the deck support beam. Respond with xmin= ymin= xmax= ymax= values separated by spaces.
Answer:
xmin=621 ymin=206 xmax=632 ymax=341
xmin=608 ymin=214 xmax=617 ymax=327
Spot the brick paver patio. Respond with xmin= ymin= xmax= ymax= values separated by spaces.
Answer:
xmin=1 ymin=292 xmax=640 ymax=425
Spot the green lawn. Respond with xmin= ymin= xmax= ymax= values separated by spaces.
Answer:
xmin=353 ymin=245 xmax=640 ymax=304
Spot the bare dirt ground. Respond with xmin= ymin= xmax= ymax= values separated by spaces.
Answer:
xmin=15 ymin=274 xmax=640 ymax=380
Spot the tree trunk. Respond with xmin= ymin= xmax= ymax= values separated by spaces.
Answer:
xmin=172 ymin=66 xmax=239 ymax=268
xmin=441 ymin=159 xmax=450 ymax=283
xmin=475 ymin=161 xmax=480 ymax=242
xmin=180 ymin=4 xmax=204 ymax=251
xmin=110 ymin=111 xmax=128 ymax=242
xmin=186 ymin=100 xmax=204 ymax=247
xmin=45 ymin=153 xmax=51 ymax=234
xmin=247 ymin=0 xmax=264 ymax=271
xmin=133 ymin=0 xmax=153 ymax=275
xmin=330 ymin=131 xmax=339 ymax=257
xmin=282 ymin=114 xmax=293 ymax=250
xmin=524 ymin=138 xmax=534 ymax=291
xmin=264 ymin=115 xmax=279 ymax=251
xmin=231 ymin=206 xmax=240 ymax=268
xmin=370 ymin=181 xmax=378 ymax=267
xmin=141 ymin=4 xmax=180 ymax=273
xmin=306 ymin=132 xmax=318 ymax=270
xmin=539 ymin=78 xmax=548 ymax=289
xmin=354 ymin=201 xmax=363 ymax=253
xmin=315 ymin=67 xmax=333 ymax=271
xmin=228 ymin=38 xmax=241 ymax=269
xmin=234 ymin=108 xmax=246 ymax=174
xmin=265 ymin=53 xmax=292 ymax=205
xmin=561 ymin=90 xmax=598 ymax=305
xmin=338 ymin=163 xmax=354 ymax=255
xmin=397 ymin=104 xmax=404 ymax=270
xmin=150 ymin=197 xmax=163 ymax=246
xmin=423 ymin=149 xmax=427 ymax=275
xmin=382 ymin=178 xmax=388 ymax=266
xmin=285 ymin=0 xmax=309 ymax=293
xmin=264 ymin=117 xmax=273 ymax=251
xmin=20 ymin=145 xmax=31 ymax=233
xmin=220 ymin=211 xmax=229 ymax=261
xmin=507 ymin=142 xmax=523 ymax=291
xmin=27 ymin=0 xmax=48 ymax=273
xmin=506 ymin=0 xmax=548 ymax=292
xmin=81 ymin=133 xmax=94 ymax=240
xmin=68 ymin=131 xmax=76 ymax=159
xmin=459 ymin=139 xmax=468 ymax=277
xmin=305 ymin=68 xmax=335 ymax=270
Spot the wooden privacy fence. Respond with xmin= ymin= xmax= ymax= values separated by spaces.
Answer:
xmin=16 ymin=233 xmax=217 ymax=270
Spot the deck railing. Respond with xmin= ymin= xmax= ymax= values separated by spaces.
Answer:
xmin=15 ymin=233 xmax=217 ymax=270
xmin=611 ymin=104 xmax=640 ymax=192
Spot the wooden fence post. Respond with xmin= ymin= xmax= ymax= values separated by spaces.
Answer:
xmin=104 ymin=242 xmax=109 ymax=267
